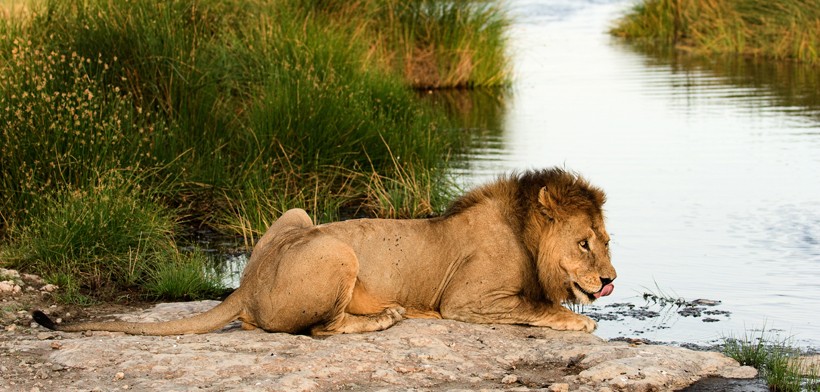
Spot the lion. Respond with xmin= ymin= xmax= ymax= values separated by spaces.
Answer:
xmin=33 ymin=168 xmax=616 ymax=335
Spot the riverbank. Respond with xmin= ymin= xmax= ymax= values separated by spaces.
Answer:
xmin=611 ymin=0 xmax=820 ymax=65
xmin=0 ymin=0 xmax=509 ymax=302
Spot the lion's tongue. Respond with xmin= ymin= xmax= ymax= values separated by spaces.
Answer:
xmin=594 ymin=283 xmax=614 ymax=299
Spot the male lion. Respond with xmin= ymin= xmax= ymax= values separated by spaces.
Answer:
xmin=33 ymin=168 xmax=616 ymax=335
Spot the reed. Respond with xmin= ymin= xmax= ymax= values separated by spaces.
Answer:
xmin=612 ymin=0 xmax=820 ymax=65
xmin=292 ymin=0 xmax=510 ymax=88
xmin=723 ymin=329 xmax=820 ymax=391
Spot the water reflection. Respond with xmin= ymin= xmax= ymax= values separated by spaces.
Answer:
xmin=618 ymin=43 xmax=820 ymax=126
xmin=418 ymin=89 xmax=511 ymax=183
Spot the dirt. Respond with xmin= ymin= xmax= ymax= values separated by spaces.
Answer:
xmin=1 ymin=269 xmax=759 ymax=391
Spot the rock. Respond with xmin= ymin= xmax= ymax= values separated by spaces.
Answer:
xmin=36 ymin=332 xmax=59 ymax=340
xmin=40 ymin=284 xmax=59 ymax=293
xmin=0 ymin=268 xmax=21 ymax=280
xmin=2 ymin=301 xmax=757 ymax=391
xmin=21 ymin=274 xmax=44 ymax=286
xmin=720 ymin=365 xmax=758 ymax=379
xmin=792 ymin=355 xmax=820 ymax=376
xmin=547 ymin=383 xmax=569 ymax=392
xmin=0 ymin=281 xmax=22 ymax=294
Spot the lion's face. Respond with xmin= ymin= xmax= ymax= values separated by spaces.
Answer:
xmin=550 ymin=213 xmax=616 ymax=304
xmin=533 ymin=184 xmax=617 ymax=305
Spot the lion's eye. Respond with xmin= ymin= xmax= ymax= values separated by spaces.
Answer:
xmin=579 ymin=240 xmax=590 ymax=251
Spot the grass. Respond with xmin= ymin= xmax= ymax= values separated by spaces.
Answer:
xmin=612 ymin=0 xmax=820 ymax=65
xmin=294 ymin=0 xmax=510 ymax=89
xmin=0 ymin=0 xmax=509 ymax=301
xmin=0 ymin=171 xmax=223 ymax=302
xmin=724 ymin=329 xmax=820 ymax=391
xmin=144 ymin=248 xmax=226 ymax=301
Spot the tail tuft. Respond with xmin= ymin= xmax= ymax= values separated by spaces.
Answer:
xmin=32 ymin=310 xmax=58 ymax=330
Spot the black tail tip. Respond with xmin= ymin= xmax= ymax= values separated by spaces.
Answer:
xmin=32 ymin=310 xmax=58 ymax=330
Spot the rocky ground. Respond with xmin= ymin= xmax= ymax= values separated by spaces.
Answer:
xmin=1 ymin=268 xmax=765 ymax=391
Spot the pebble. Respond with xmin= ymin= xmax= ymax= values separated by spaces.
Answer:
xmin=114 ymin=372 xmax=125 ymax=381
xmin=547 ymin=383 xmax=569 ymax=392
xmin=37 ymin=332 xmax=59 ymax=340
xmin=0 ymin=281 xmax=22 ymax=294
xmin=40 ymin=284 xmax=59 ymax=293
xmin=501 ymin=374 xmax=518 ymax=384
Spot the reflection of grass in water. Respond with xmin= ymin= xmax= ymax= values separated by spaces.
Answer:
xmin=724 ymin=328 xmax=820 ymax=391
xmin=616 ymin=42 xmax=820 ymax=124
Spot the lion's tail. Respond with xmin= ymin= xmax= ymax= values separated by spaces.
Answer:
xmin=32 ymin=289 xmax=245 ymax=336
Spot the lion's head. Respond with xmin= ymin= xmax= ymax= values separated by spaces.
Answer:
xmin=517 ymin=169 xmax=617 ymax=305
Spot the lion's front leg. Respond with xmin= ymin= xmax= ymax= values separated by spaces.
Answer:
xmin=441 ymin=295 xmax=597 ymax=332
xmin=527 ymin=304 xmax=597 ymax=332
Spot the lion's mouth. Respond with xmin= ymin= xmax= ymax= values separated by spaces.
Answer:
xmin=574 ymin=282 xmax=615 ymax=301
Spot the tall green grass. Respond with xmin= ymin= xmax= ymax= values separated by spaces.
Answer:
xmin=724 ymin=330 xmax=820 ymax=391
xmin=612 ymin=0 xmax=820 ymax=65
xmin=294 ymin=0 xmax=510 ymax=88
xmin=0 ymin=0 xmax=509 ymax=300
xmin=1 ymin=172 xmax=223 ymax=302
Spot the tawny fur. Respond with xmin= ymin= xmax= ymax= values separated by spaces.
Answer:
xmin=33 ymin=168 xmax=617 ymax=335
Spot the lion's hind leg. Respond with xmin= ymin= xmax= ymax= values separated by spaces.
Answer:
xmin=311 ymin=307 xmax=405 ymax=336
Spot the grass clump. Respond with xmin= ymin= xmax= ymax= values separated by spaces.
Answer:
xmin=2 ymin=172 xmax=225 ymax=302
xmin=724 ymin=329 xmax=820 ymax=391
xmin=144 ymin=248 xmax=225 ymax=301
xmin=612 ymin=0 xmax=820 ymax=65
xmin=0 ymin=172 xmax=221 ymax=302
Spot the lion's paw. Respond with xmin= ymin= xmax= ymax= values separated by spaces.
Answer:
xmin=547 ymin=312 xmax=597 ymax=333
xmin=385 ymin=306 xmax=406 ymax=321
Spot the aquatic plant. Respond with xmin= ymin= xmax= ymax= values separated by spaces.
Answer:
xmin=723 ymin=329 xmax=820 ymax=391
xmin=612 ymin=0 xmax=820 ymax=65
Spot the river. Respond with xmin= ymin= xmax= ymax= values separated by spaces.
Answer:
xmin=451 ymin=0 xmax=820 ymax=348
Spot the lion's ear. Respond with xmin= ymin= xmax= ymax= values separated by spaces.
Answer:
xmin=538 ymin=186 xmax=558 ymax=220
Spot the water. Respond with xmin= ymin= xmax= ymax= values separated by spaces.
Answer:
xmin=452 ymin=0 xmax=820 ymax=348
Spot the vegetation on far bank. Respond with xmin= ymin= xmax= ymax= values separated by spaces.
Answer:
xmin=0 ymin=0 xmax=509 ymax=302
xmin=612 ymin=0 xmax=820 ymax=65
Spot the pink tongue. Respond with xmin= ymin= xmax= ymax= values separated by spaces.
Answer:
xmin=594 ymin=283 xmax=614 ymax=298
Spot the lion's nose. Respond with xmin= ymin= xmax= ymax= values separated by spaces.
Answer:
xmin=600 ymin=277 xmax=614 ymax=286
